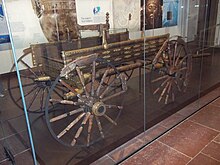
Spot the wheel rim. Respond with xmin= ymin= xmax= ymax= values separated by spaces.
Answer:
xmin=45 ymin=55 xmax=127 ymax=147
xmin=150 ymin=37 xmax=192 ymax=104
xmin=8 ymin=51 xmax=52 ymax=113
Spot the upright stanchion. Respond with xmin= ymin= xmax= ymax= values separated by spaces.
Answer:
xmin=2 ymin=1 xmax=37 ymax=164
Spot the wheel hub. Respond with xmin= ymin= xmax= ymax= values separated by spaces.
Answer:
xmin=92 ymin=102 xmax=106 ymax=116
xmin=168 ymin=67 xmax=178 ymax=77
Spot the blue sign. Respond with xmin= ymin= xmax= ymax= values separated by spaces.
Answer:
xmin=0 ymin=4 xmax=4 ymax=19
xmin=0 ymin=35 xmax=10 ymax=44
xmin=162 ymin=0 xmax=179 ymax=27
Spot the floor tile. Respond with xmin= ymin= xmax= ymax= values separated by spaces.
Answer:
xmin=91 ymin=155 xmax=115 ymax=165
xmin=177 ymin=102 xmax=199 ymax=117
xmin=109 ymin=124 xmax=168 ymax=162
xmin=190 ymin=104 xmax=220 ymax=131
xmin=198 ymin=90 xmax=220 ymax=106
xmin=212 ymin=98 xmax=220 ymax=107
xmin=202 ymin=141 xmax=220 ymax=161
xmin=214 ymin=134 xmax=220 ymax=143
xmin=109 ymin=138 xmax=144 ymax=162
xmin=159 ymin=113 xmax=185 ymax=129
xmin=14 ymin=151 xmax=34 ymax=165
xmin=188 ymin=153 xmax=220 ymax=165
xmin=122 ymin=141 xmax=190 ymax=165
xmin=121 ymin=155 xmax=147 ymax=165
xmin=159 ymin=120 xmax=218 ymax=157
xmin=136 ymin=124 xmax=167 ymax=142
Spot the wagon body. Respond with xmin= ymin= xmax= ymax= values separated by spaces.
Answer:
xmin=8 ymin=30 xmax=191 ymax=147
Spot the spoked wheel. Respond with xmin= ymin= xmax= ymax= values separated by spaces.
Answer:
xmin=150 ymin=36 xmax=192 ymax=104
xmin=45 ymin=54 xmax=127 ymax=147
xmin=8 ymin=48 xmax=52 ymax=113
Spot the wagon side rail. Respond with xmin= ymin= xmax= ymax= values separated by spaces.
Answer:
xmin=61 ymin=33 xmax=170 ymax=75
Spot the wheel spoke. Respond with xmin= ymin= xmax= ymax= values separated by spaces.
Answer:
xmin=99 ymin=75 xmax=120 ymax=99
xmin=96 ymin=68 xmax=110 ymax=96
xmin=57 ymin=113 xmax=85 ymax=139
xmin=49 ymin=99 xmax=77 ymax=105
xmin=20 ymin=74 xmax=35 ymax=80
xmin=165 ymin=81 xmax=172 ymax=104
xmin=178 ymin=56 xmax=188 ymax=66
xmin=103 ymin=114 xmax=117 ymax=125
xmin=27 ymin=88 xmax=41 ymax=110
xmin=105 ymin=105 xmax=123 ymax=110
xmin=50 ymin=108 xmax=84 ymax=122
xmin=71 ymin=112 xmax=91 ymax=146
xmin=53 ymin=88 xmax=65 ymax=100
xmin=168 ymin=44 xmax=172 ymax=66
xmin=54 ymin=85 xmax=69 ymax=93
xmin=20 ymin=59 xmax=38 ymax=78
xmin=173 ymin=41 xmax=178 ymax=66
xmin=91 ymin=61 xmax=96 ymax=96
xmin=95 ymin=116 xmax=104 ymax=138
xmin=87 ymin=115 xmax=94 ymax=147
xmin=158 ymin=81 xmax=171 ymax=102
xmin=10 ymin=82 xmax=36 ymax=90
xmin=174 ymin=46 xmax=183 ymax=66
xmin=178 ymin=67 xmax=188 ymax=73
xmin=76 ymin=66 xmax=90 ymax=97
xmin=102 ymin=90 xmax=126 ymax=102
xmin=153 ymin=77 xmax=170 ymax=95
xmin=172 ymin=88 xmax=175 ymax=102
xmin=151 ymin=75 xmax=169 ymax=83
xmin=40 ymin=88 xmax=46 ymax=111
xmin=15 ymin=85 xmax=38 ymax=102
xmin=174 ymin=80 xmax=182 ymax=91
xmin=59 ymin=79 xmax=78 ymax=95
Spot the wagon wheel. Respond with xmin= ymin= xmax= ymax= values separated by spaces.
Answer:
xmin=8 ymin=48 xmax=52 ymax=113
xmin=150 ymin=36 xmax=192 ymax=104
xmin=45 ymin=54 xmax=127 ymax=147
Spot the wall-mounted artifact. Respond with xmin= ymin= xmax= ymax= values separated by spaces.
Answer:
xmin=31 ymin=0 xmax=110 ymax=42
xmin=141 ymin=0 xmax=163 ymax=30
xmin=31 ymin=0 xmax=79 ymax=42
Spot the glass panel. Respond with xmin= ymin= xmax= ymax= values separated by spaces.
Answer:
xmin=0 ymin=0 xmax=36 ymax=164
xmin=141 ymin=0 xmax=217 ymax=158
xmin=3 ymin=0 xmax=146 ymax=164
xmin=140 ymin=0 xmax=220 ymax=163
xmin=3 ymin=0 xmax=220 ymax=164
xmin=197 ymin=0 xmax=220 ymax=105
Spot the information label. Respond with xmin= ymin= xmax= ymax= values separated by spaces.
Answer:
xmin=76 ymin=0 xmax=111 ymax=25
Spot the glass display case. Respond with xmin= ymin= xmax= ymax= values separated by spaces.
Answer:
xmin=0 ymin=0 xmax=220 ymax=164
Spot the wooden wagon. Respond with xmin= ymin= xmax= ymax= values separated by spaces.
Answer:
xmin=8 ymin=28 xmax=191 ymax=147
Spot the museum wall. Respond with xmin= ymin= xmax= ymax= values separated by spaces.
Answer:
xmin=0 ymin=0 xmax=198 ymax=74
xmin=0 ymin=0 xmax=46 ymax=74
xmin=185 ymin=0 xmax=200 ymax=42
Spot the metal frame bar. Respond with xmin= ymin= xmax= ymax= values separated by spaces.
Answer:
xmin=2 ymin=1 xmax=37 ymax=164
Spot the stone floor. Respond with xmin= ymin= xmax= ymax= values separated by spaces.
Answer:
xmin=122 ymin=98 xmax=220 ymax=165
xmin=92 ymin=87 xmax=220 ymax=165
